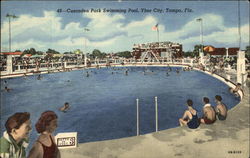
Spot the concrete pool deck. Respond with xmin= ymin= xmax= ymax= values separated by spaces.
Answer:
xmin=60 ymin=88 xmax=249 ymax=158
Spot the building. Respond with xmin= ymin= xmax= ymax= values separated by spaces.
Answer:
xmin=132 ymin=42 xmax=183 ymax=60
xmin=207 ymin=47 xmax=239 ymax=57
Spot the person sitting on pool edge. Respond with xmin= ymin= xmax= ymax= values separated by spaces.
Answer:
xmin=214 ymin=95 xmax=228 ymax=120
xmin=59 ymin=102 xmax=70 ymax=112
xmin=199 ymin=97 xmax=216 ymax=124
xmin=179 ymin=99 xmax=200 ymax=129
xmin=229 ymin=83 xmax=242 ymax=97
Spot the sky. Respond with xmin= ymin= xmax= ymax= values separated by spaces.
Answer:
xmin=1 ymin=1 xmax=249 ymax=53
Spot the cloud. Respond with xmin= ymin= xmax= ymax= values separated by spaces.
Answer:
xmin=157 ymin=14 xmax=249 ymax=50
xmin=84 ymin=12 xmax=126 ymax=39
xmin=1 ymin=11 xmax=249 ymax=53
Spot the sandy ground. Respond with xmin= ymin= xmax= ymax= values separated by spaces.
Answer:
xmin=60 ymin=85 xmax=249 ymax=158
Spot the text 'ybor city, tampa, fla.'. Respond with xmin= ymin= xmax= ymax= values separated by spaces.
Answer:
xmin=57 ymin=8 xmax=193 ymax=14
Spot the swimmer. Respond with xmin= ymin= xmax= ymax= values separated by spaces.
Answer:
xmin=5 ymin=86 xmax=11 ymax=92
xmin=59 ymin=102 xmax=70 ymax=112
xmin=37 ymin=75 xmax=41 ymax=80
xmin=166 ymin=72 xmax=169 ymax=76
xmin=86 ymin=71 xmax=89 ymax=77
xmin=125 ymin=69 xmax=128 ymax=76
xmin=169 ymin=67 xmax=172 ymax=72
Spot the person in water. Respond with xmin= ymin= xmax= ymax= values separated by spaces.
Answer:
xmin=214 ymin=95 xmax=228 ymax=120
xmin=4 ymin=86 xmax=11 ymax=92
xmin=125 ymin=69 xmax=128 ymax=76
xmin=179 ymin=99 xmax=200 ymax=129
xmin=37 ymin=75 xmax=41 ymax=80
xmin=59 ymin=102 xmax=70 ymax=112
xmin=86 ymin=71 xmax=89 ymax=77
xmin=0 ymin=112 xmax=31 ymax=158
xmin=28 ymin=111 xmax=60 ymax=158
xmin=199 ymin=97 xmax=216 ymax=124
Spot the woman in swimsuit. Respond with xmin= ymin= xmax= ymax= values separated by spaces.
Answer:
xmin=179 ymin=99 xmax=200 ymax=129
xmin=28 ymin=111 xmax=60 ymax=158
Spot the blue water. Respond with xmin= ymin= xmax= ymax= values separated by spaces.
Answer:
xmin=1 ymin=66 xmax=240 ymax=147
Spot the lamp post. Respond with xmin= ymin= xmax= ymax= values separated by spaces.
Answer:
xmin=84 ymin=28 xmax=90 ymax=67
xmin=196 ymin=18 xmax=203 ymax=56
xmin=196 ymin=18 xmax=205 ymax=67
xmin=6 ymin=14 xmax=18 ymax=52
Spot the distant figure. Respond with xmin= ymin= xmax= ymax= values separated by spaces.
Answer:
xmin=169 ymin=67 xmax=172 ymax=72
xmin=4 ymin=86 xmax=11 ymax=92
xmin=166 ymin=72 xmax=169 ymax=76
xmin=86 ymin=71 xmax=89 ymax=77
xmin=0 ymin=112 xmax=31 ymax=157
xmin=23 ymin=73 xmax=27 ymax=79
xmin=59 ymin=102 xmax=70 ymax=112
xmin=28 ymin=111 xmax=60 ymax=158
xmin=125 ymin=69 xmax=128 ymax=76
xmin=4 ymin=80 xmax=8 ymax=85
xmin=214 ymin=95 xmax=228 ymax=120
xmin=37 ymin=75 xmax=41 ymax=80
xmin=176 ymin=69 xmax=179 ymax=74
xmin=199 ymin=97 xmax=216 ymax=124
xmin=229 ymin=83 xmax=242 ymax=97
xmin=179 ymin=99 xmax=200 ymax=129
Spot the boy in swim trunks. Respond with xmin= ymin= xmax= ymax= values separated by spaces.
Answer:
xmin=200 ymin=97 xmax=216 ymax=124
xmin=214 ymin=95 xmax=227 ymax=120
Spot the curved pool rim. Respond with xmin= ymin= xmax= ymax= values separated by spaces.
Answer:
xmin=0 ymin=63 xmax=244 ymax=145
xmin=72 ymin=64 xmax=243 ymax=143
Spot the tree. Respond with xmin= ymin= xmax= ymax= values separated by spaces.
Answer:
xmin=21 ymin=48 xmax=37 ymax=56
xmin=46 ymin=49 xmax=60 ymax=54
xmin=183 ymin=51 xmax=194 ymax=57
xmin=91 ymin=49 xmax=106 ymax=59
xmin=74 ymin=49 xmax=83 ymax=54
xmin=63 ymin=51 xmax=73 ymax=54
xmin=36 ymin=51 xmax=44 ymax=55
xmin=115 ymin=51 xmax=132 ymax=58
xmin=30 ymin=48 xmax=37 ymax=55
xmin=193 ymin=45 xmax=205 ymax=57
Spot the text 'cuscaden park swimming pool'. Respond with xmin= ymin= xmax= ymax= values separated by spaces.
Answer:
xmin=1 ymin=66 xmax=240 ymax=146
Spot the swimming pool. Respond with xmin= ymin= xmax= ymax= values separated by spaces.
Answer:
xmin=1 ymin=66 xmax=240 ymax=146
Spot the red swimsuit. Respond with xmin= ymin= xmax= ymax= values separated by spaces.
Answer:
xmin=37 ymin=136 xmax=57 ymax=158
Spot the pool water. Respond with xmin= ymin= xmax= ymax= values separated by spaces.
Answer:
xmin=1 ymin=66 xmax=240 ymax=146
